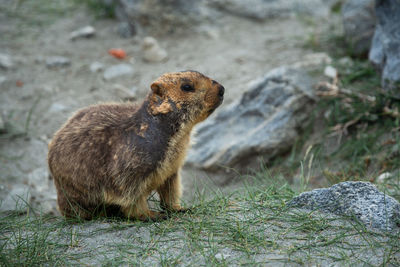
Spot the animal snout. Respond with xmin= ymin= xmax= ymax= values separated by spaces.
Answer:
xmin=218 ymin=85 xmax=225 ymax=98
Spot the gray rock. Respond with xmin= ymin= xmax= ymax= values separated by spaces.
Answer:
xmin=49 ymin=102 xmax=68 ymax=113
xmin=103 ymin=64 xmax=134 ymax=80
xmin=0 ymin=53 xmax=14 ymax=69
xmin=0 ymin=75 xmax=6 ymax=86
xmin=342 ymin=0 xmax=376 ymax=56
xmin=338 ymin=56 xmax=353 ymax=66
xmin=324 ymin=65 xmax=337 ymax=79
xmin=186 ymin=67 xmax=315 ymax=171
xmin=90 ymin=61 xmax=105 ymax=73
xmin=369 ymin=0 xmax=400 ymax=97
xmin=69 ymin=25 xmax=96 ymax=40
xmin=209 ymin=0 xmax=333 ymax=20
xmin=112 ymin=84 xmax=136 ymax=101
xmin=0 ymin=185 xmax=31 ymax=212
xmin=46 ymin=56 xmax=71 ymax=68
xmin=289 ymin=181 xmax=400 ymax=231
xmin=142 ymin=37 xmax=168 ymax=63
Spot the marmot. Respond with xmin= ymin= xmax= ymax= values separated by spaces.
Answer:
xmin=48 ymin=71 xmax=224 ymax=221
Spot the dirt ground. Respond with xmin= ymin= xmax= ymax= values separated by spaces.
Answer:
xmin=0 ymin=1 xmax=331 ymax=210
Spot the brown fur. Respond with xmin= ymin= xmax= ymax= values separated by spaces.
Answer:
xmin=47 ymin=71 xmax=224 ymax=221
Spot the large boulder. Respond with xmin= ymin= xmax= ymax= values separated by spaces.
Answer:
xmin=369 ymin=0 xmax=400 ymax=97
xmin=341 ymin=0 xmax=376 ymax=56
xmin=186 ymin=67 xmax=315 ymax=172
xmin=289 ymin=181 xmax=400 ymax=231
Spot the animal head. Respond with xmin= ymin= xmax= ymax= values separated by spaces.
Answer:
xmin=148 ymin=71 xmax=224 ymax=124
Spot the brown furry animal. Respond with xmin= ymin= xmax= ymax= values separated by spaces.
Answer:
xmin=48 ymin=71 xmax=224 ymax=221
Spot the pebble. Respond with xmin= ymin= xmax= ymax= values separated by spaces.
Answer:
xmin=376 ymin=172 xmax=392 ymax=183
xmin=103 ymin=64 xmax=134 ymax=80
xmin=0 ymin=185 xmax=31 ymax=212
xmin=0 ymin=75 xmax=6 ymax=86
xmin=70 ymin=25 xmax=96 ymax=40
xmin=46 ymin=56 xmax=71 ymax=68
xmin=198 ymin=26 xmax=219 ymax=39
xmin=338 ymin=57 xmax=353 ymax=66
xmin=214 ymin=253 xmax=230 ymax=260
xmin=324 ymin=65 xmax=338 ymax=79
xmin=142 ymin=36 xmax=168 ymax=63
xmin=112 ymin=84 xmax=136 ymax=101
xmin=49 ymin=102 xmax=68 ymax=113
xmin=90 ymin=61 xmax=105 ymax=73
xmin=0 ymin=53 xmax=14 ymax=69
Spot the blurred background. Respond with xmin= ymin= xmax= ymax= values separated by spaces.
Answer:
xmin=0 ymin=0 xmax=399 ymax=214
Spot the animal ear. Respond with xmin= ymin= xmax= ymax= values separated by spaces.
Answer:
xmin=151 ymin=82 xmax=163 ymax=97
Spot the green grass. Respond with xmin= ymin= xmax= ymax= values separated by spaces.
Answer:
xmin=1 ymin=175 xmax=399 ymax=266
xmin=293 ymin=15 xmax=400 ymax=188
xmin=313 ymin=57 xmax=400 ymax=184
xmin=77 ymin=0 xmax=116 ymax=18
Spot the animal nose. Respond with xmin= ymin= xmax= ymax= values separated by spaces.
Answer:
xmin=218 ymin=86 xmax=225 ymax=97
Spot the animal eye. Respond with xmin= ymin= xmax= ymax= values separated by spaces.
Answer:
xmin=181 ymin=84 xmax=194 ymax=92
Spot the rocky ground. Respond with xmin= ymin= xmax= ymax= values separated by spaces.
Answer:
xmin=0 ymin=0 xmax=335 ymax=213
xmin=1 ymin=1 xmax=400 ymax=265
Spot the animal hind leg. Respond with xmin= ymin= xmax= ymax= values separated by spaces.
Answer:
xmin=121 ymin=194 xmax=166 ymax=221
xmin=56 ymin=188 xmax=97 ymax=220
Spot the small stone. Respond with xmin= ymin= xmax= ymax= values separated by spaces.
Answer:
xmin=46 ymin=56 xmax=71 ymax=68
xmin=324 ymin=65 xmax=338 ymax=79
xmin=215 ymin=253 xmax=229 ymax=260
xmin=338 ymin=57 xmax=353 ymax=66
xmin=103 ymin=64 xmax=134 ymax=80
xmin=0 ymin=76 xmax=6 ymax=86
xmin=70 ymin=25 xmax=96 ymax=40
xmin=0 ymin=53 xmax=14 ymax=69
xmin=49 ymin=102 xmax=68 ymax=113
xmin=142 ymin=37 xmax=168 ymax=63
xmin=0 ymin=185 xmax=31 ymax=212
xmin=198 ymin=26 xmax=219 ymax=39
xmin=90 ymin=61 xmax=105 ymax=73
xmin=376 ymin=172 xmax=392 ymax=183
xmin=112 ymin=84 xmax=136 ymax=101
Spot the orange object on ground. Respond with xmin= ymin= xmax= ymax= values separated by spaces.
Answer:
xmin=108 ymin=49 xmax=126 ymax=59
xmin=16 ymin=80 xmax=23 ymax=87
